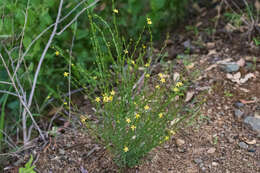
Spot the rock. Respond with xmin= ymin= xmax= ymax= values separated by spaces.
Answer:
xmin=59 ymin=149 xmax=65 ymax=155
xmin=207 ymin=147 xmax=216 ymax=154
xmin=176 ymin=139 xmax=185 ymax=147
xmin=234 ymin=109 xmax=244 ymax=119
xmin=183 ymin=40 xmax=195 ymax=50
xmin=234 ymin=102 xmax=244 ymax=108
xmin=248 ymin=148 xmax=256 ymax=152
xmin=194 ymin=158 xmax=203 ymax=164
xmin=238 ymin=142 xmax=248 ymax=149
xmin=212 ymin=162 xmax=218 ymax=166
xmin=206 ymin=42 xmax=215 ymax=49
xmin=244 ymin=116 xmax=260 ymax=133
xmin=221 ymin=63 xmax=239 ymax=73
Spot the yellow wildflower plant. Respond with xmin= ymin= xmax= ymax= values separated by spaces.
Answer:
xmin=55 ymin=51 xmax=60 ymax=56
xmin=95 ymin=97 xmax=101 ymax=102
xmin=131 ymin=125 xmax=136 ymax=131
xmin=113 ymin=9 xmax=119 ymax=14
xmin=126 ymin=118 xmax=131 ymax=123
xmin=155 ymin=85 xmax=160 ymax=89
xmin=159 ymin=113 xmax=163 ymax=118
xmin=110 ymin=90 xmax=115 ymax=96
xmin=165 ymin=136 xmax=169 ymax=141
xmin=103 ymin=96 xmax=109 ymax=102
xmin=80 ymin=115 xmax=87 ymax=123
xmin=144 ymin=63 xmax=150 ymax=67
xmin=172 ymin=87 xmax=179 ymax=92
xmin=63 ymin=72 xmax=69 ymax=77
xmin=135 ymin=113 xmax=140 ymax=119
xmin=144 ymin=105 xmax=150 ymax=110
xmin=160 ymin=78 xmax=166 ymax=83
xmin=124 ymin=146 xmax=129 ymax=152
xmin=108 ymin=95 xmax=113 ymax=102
xmin=146 ymin=17 xmax=152 ymax=25
xmin=176 ymin=82 xmax=183 ymax=87
xmin=124 ymin=49 xmax=128 ymax=54
xmin=145 ymin=74 xmax=150 ymax=78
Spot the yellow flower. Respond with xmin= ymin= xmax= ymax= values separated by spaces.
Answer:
xmin=131 ymin=125 xmax=136 ymax=131
xmin=159 ymin=113 xmax=163 ymax=118
xmin=80 ymin=115 xmax=87 ymax=123
xmin=158 ymin=73 xmax=163 ymax=78
xmin=176 ymin=82 xmax=183 ymax=87
xmin=95 ymin=97 xmax=101 ymax=102
xmin=170 ymin=130 xmax=176 ymax=135
xmin=108 ymin=96 xmax=113 ymax=102
xmin=173 ymin=87 xmax=179 ymax=92
xmin=145 ymin=63 xmax=150 ymax=67
xmin=113 ymin=9 xmax=118 ymax=14
xmin=103 ymin=96 xmax=109 ymax=102
xmin=160 ymin=78 xmax=166 ymax=83
xmin=123 ymin=146 xmax=129 ymax=152
xmin=144 ymin=105 xmax=150 ymax=110
xmin=124 ymin=49 xmax=128 ymax=54
xmin=55 ymin=51 xmax=60 ymax=56
xmin=135 ymin=113 xmax=140 ymax=119
xmin=64 ymin=102 xmax=67 ymax=105
xmin=131 ymin=60 xmax=135 ymax=65
xmin=142 ymin=44 xmax=146 ymax=49
xmin=155 ymin=85 xmax=160 ymax=89
xmin=110 ymin=90 xmax=115 ymax=96
xmin=165 ymin=136 xmax=169 ymax=141
xmin=134 ymin=102 xmax=137 ymax=105
xmin=126 ymin=118 xmax=131 ymax=123
xmin=146 ymin=17 xmax=152 ymax=25
xmin=145 ymin=74 xmax=150 ymax=78
xmin=64 ymin=72 xmax=69 ymax=77
xmin=47 ymin=95 xmax=50 ymax=99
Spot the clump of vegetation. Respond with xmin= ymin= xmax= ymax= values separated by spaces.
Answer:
xmin=72 ymin=13 xmax=199 ymax=167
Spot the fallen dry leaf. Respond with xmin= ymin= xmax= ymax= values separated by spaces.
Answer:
xmin=205 ymin=64 xmax=217 ymax=71
xmin=216 ymin=58 xmax=232 ymax=64
xmin=185 ymin=91 xmax=195 ymax=102
xmin=245 ymin=139 xmax=257 ymax=145
xmin=207 ymin=49 xmax=217 ymax=56
xmin=239 ymin=87 xmax=250 ymax=93
xmin=239 ymin=99 xmax=257 ymax=104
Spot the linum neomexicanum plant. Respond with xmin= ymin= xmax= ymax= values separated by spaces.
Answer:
xmin=71 ymin=10 xmax=200 ymax=168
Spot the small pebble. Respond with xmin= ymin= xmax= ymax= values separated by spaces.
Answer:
xmin=234 ymin=109 xmax=244 ymax=119
xmin=248 ymin=148 xmax=256 ymax=153
xmin=234 ymin=102 xmax=244 ymax=108
xmin=176 ymin=139 xmax=185 ymax=147
xmin=194 ymin=158 xmax=203 ymax=164
xmin=212 ymin=162 xmax=218 ymax=166
xmin=238 ymin=142 xmax=248 ymax=149
xmin=207 ymin=147 xmax=216 ymax=154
